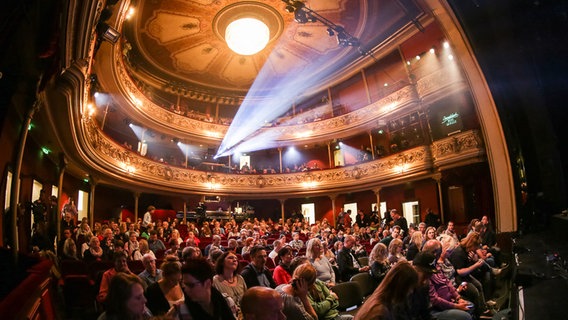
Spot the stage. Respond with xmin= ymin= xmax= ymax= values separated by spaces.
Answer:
xmin=513 ymin=227 xmax=568 ymax=319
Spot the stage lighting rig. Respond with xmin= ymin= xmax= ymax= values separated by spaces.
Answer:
xmin=281 ymin=0 xmax=360 ymax=48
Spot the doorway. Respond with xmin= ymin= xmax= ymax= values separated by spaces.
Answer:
xmin=301 ymin=203 xmax=315 ymax=225
xmin=333 ymin=149 xmax=345 ymax=167
xmin=344 ymin=202 xmax=358 ymax=225
xmin=402 ymin=201 xmax=420 ymax=225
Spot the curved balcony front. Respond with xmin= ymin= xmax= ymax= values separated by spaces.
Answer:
xmin=80 ymin=114 xmax=485 ymax=197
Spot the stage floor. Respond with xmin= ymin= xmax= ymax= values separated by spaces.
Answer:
xmin=514 ymin=228 xmax=568 ymax=319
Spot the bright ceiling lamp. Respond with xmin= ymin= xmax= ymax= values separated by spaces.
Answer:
xmin=225 ymin=18 xmax=269 ymax=55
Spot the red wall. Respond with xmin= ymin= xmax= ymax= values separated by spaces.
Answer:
xmin=380 ymin=179 xmax=439 ymax=222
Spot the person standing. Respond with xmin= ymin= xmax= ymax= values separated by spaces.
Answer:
xmin=391 ymin=209 xmax=409 ymax=236
xmin=424 ymin=208 xmax=442 ymax=229
xmin=62 ymin=196 xmax=79 ymax=227
xmin=142 ymin=206 xmax=155 ymax=232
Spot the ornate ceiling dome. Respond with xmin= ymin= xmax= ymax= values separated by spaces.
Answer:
xmin=123 ymin=0 xmax=423 ymax=98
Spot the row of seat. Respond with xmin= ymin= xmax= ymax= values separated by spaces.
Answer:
xmin=331 ymin=272 xmax=381 ymax=316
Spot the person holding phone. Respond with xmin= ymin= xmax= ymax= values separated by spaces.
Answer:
xmin=413 ymin=252 xmax=473 ymax=320
xmin=275 ymin=263 xmax=318 ymax=320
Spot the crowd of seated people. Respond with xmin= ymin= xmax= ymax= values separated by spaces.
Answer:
xmin=49 ymin=208 xmax=509 ymax=319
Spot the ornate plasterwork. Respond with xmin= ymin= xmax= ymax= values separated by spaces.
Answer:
xmin=82 ymin=117 xmax=483 ymax=194
xmin=431 ymin=130 xmax=485 ymax=168
xmin=115 ymin=44 xmax=421 ymax=142
xmin=415 ymin=68 xmax=467 ymax=98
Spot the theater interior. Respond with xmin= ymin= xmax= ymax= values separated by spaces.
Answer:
xmin=0 ymin=0 xmax=567 ymax=318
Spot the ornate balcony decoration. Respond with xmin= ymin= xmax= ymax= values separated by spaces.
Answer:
xmin=79 ymin=117 xmax=486 ymax=196
xmin=415 ymin=68 xmax=468 ymax=100
xmin=431 ymin=130 xmax=485 ymax=169
xmin=111 ymin=45 xmax=421 ymax=143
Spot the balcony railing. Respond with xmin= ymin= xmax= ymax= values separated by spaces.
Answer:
xmin=82 ymin=116 xmax=484 ymax=195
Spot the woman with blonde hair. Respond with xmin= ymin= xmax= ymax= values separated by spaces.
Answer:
xmin=369 ymin=242 xmax=390 ymax=283
xmin=354 ymin=261 xmax=419 ymax=320
xmin=276 ymin=262 xmax=318 ymax=320
xmin=138 ymin=238 xmax=155 ymax=260
xmin=306 ymin=238 xmax=336 ymax=287
xmin=387 ymin=238 xmax=405 ymax=266
xmin=405 ymin=230 xmax=423 ymax=261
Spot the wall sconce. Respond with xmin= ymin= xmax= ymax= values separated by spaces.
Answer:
xmin=120 ymin=162 xmax=136 ymax=174
xmin=302 ymin=174 xmax=317 ymax=189
xmin=206 ymin=182 xmax=220 ymax=190
xmin=394 ymin=163 xmax=409 ymax=174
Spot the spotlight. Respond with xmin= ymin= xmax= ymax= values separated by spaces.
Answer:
xmin=294 ymin=10 xmax=309 ymax=23
xmin=448 ymin=54 xmax=454 ymax=60
xmin=443 ymin=41 xmax=450 ymax=49
xmin=430 ymin=48 xmax=435 ymax=54
xmin=98 ymin=23 xmax=121 ymax=44
xmin=416 ymin=55 xmax=421 ymax=60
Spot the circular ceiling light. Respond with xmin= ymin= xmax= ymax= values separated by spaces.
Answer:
xmin=225 ymin=18 xmax=269 ymax=55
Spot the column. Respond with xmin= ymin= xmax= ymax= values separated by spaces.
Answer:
xmin=182 ymin=198 xmax=188 ymax=225
xmin=278 ymin=147 xmax=283 ymax=173
xmin=88 ymin=177 xmax=98 ymax=227
xmin=327 ymin=142 xmax=332 ymax=168
xmin=10 ymin=101 xmax=40 ymax=256
xmin=134 ymin=192 xmax=140 ymax=223
xmin=368 ymin=131 xmax=375 ymax=160
xmin=56 ymin=153 xmax=67 ymax=240
xmin=279 ymin=198 xmax=286 ymax=223
xmin=433 ymin=173 xmax=444 ymax=224
xmin=361 ymin=69 xmax=372 ymax=104
xmin=373 ymin=187 xmax=382 ymax=209
xmin=329 ymin=194 xmax=337 ymax=228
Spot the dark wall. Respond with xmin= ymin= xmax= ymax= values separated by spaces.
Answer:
xmin=448 ymin=0 xmax=568 ymax=229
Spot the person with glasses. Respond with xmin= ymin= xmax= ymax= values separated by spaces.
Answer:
xmin=241 ymin=246 xmax=277 ymax=289
xmin=179 ymin=257 xmax=237 ymax=320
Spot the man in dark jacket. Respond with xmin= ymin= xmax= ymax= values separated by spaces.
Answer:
xmin=241 ymin=245 xmax=276 ymax=288
xmin=337 ymin=235 xmax=369 ymax=282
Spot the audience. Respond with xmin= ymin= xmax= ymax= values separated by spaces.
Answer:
xmin=181 ymin=257 xmax=237 ymax=319
xmin=355 ymin=261 xmax=419 ymax=319
xmin=273 ymin=246 xmax=294 ymax=286
xmin=42 ymin=207 xmax=511 ymax=320
xmin=337 ymin=235 xmax=369 ymax=282
xmin=306 ymin=238 xmax=336 ymax=287
xmin=138 ymin=253 xmax=163 ymax=288
xmin=97 ymin=272 xmax=151 ymax=320
xmin=241 ymin=286 xmax=286 ymax=320
xmin=413 ymin=251 xmax=473 ymax=320
xmin=213 ymin=251 xmax=248 ymax=316
xmin=368 ymin=242 xmax=390 ymax=283
xmin=97 ymin=251 xmax=131 ymax=304
xmin=144 ymin=255 xmax=187 ymax=317
xmin=241 ymin=246 xmax=277 ymax=289
xmin=275 ymin=262 xmax=318 ymax=320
